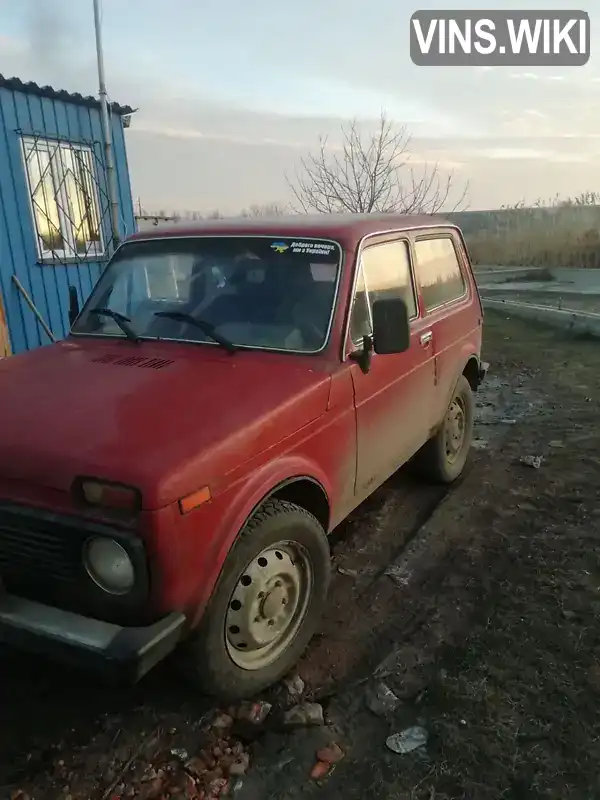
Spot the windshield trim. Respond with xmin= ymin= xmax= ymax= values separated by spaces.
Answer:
xmin=70 ymin=234 xmax=345 ymax=356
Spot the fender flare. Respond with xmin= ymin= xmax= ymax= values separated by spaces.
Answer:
xmin=190 ymin=456 xmax=332 ymax=625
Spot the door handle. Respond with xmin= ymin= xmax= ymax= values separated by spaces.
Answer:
xmin=420 ymin=330 xmax=433 ymax=346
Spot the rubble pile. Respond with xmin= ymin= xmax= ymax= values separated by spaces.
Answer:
xmin=6 ymin=676 xmax=343 ymax=799
xmin=108 ymin=703 xmax=269 ymax=800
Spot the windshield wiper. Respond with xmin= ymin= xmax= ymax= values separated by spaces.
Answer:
xmin=154 ymin=311 xmax=236 ymax=353
xmin=89 ymin=308 xmax=140 ymax=343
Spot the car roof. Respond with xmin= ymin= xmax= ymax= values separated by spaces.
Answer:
xmin=127 ymin=213 xmax=455 ymax=249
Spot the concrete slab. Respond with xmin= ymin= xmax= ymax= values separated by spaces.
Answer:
xmin=481 ymin=282 xmax=600 ymax=295
xmin=483 ymin=298 xmax=600 ymax=337
xmin=480 ymin=281 xmax=563 ymax=293
xmin=551 ymin=267 xmax=600 ymax=285
xmin=473 ymin=266 xmax=546 ymax=285
xmin=477 ymin=267 xmax=600 ymax=294
xmin=479 ymin=290 xmax=600 ymax=315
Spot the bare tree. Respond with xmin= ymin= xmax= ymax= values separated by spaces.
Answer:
xmin=239 ymin=202 xmax=291 ymax=217
xmin=170 ymin=209 xmax=203 ymax=222
xmin=288 ymin=113 xmax=468 ymax=215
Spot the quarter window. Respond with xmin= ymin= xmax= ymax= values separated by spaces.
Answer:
xmin=349 ymin=239 xmax=417 ymax=343
xmin=414 ymin=236 xmax=465 ymax=311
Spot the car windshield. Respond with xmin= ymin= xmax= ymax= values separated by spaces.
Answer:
xmin=73 ymin=235 xmax=342 ymax=353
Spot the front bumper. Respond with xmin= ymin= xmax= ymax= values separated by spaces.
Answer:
xmin=0 ymin=590 xmax=186 ymax=680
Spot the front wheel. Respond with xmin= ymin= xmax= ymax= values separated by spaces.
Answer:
xmin=414 ymin=374 xmax=474 ymax=484
xmin=180 ymin=499 xmax=330 ymax=700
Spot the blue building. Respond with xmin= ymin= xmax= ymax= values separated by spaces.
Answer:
xmin=0 ymin=75 xmax=136 ymax=356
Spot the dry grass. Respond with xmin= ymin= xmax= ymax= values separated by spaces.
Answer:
xmin=466 ymin=227 xmax=600 ymax=268
xmin=453 ymin=195 xmax=600 ymax=268
xmin=155 ymin=194 xmax=600 ymax=270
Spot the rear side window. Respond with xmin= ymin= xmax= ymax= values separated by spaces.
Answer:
xmin=349 ymin=239 xmax=417 ymax=343
xmin=414 ymin=236 xmax=466 ymax=311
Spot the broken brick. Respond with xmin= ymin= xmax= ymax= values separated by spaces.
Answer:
xmin=310 ymin=761 xmax=330 ymax=781
xmin=316 ymin=743 xmax=344 ymax=764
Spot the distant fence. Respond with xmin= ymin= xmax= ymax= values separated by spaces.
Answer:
xmin=448 ymin=206 xmax=600 ymax=269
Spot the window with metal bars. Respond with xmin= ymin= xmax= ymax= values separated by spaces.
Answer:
xmin=21 ymin=135 xmax=108 ymax=262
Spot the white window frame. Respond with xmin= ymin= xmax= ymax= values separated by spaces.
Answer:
xmin=21 ymin=136 xmax=106 ymax=262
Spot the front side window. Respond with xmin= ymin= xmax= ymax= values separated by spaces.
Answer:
xmin=22 ymin=137 xmax=104 ymax=261
xmin=72 ymin=236 xmax=342 ymax=353
xmin=413 ymin=236 xmax=466 ymax=311
xmin=349 ymin=239 xmax=417 ymax=343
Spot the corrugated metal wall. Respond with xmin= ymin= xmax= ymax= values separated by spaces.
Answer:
xmin=0 ymin=87 xmax=135 ymax=354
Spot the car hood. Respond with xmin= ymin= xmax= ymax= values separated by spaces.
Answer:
xmin=0 ymin=339 xmax=332 ymax=508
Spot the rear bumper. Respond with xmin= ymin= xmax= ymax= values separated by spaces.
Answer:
xmin=0 ymin=591 xmax=186 ymax=680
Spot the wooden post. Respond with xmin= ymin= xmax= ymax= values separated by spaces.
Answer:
xmin=0 ymin=289 xmax=11 ymax=357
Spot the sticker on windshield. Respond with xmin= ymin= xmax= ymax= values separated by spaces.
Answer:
xmin=270 ymin=241 xmax=289 ymax=253
xmin=290 ymin=241 xmax=336 ymax=256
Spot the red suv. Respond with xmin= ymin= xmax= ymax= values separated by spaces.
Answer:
xmin=0 ymin=214 xmax=486 ymax=699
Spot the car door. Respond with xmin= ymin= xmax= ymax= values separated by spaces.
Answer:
xmin=412 ymin=231 xmax=475 ymax=427
xmin=347 ymin=235 xmax=436 ymax=497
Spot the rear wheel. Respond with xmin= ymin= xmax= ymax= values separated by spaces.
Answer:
xmin=180 ymin=499 xmax=330 ymax=700
xmin=415 ymin=374 xmax=474 ymax=484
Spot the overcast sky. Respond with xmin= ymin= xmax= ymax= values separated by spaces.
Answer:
xmin=1 ymin=0 xmax=599 ymax=214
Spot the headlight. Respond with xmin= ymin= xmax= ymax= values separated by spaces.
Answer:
xmin=83 ymin=537 xmax=135 ymax=595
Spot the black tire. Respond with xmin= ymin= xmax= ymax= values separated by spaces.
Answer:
xmin=414 ymin=374 xmax=474 ymax=484
xmin=179 ymin=499 xmax=330 ymax=700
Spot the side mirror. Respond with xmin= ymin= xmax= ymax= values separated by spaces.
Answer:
xmin=372 ymin=297 xmax=410 ymax=354
xmin=68 ymin=285 xmax=80 ymax=327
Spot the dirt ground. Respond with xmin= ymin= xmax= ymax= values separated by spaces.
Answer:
xmin=2 ymin=310 xmax=600 ymax=799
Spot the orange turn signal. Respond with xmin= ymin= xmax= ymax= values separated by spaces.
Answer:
xmin=179 ymin=486 xmax=211 ymax=515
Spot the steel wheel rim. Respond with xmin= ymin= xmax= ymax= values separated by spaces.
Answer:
xmin=445 ymin=395 xmax=466 ymax=463
xmin=225 ymin=542 xmax=313 ymax=671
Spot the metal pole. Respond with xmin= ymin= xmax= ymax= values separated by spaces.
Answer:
xmin=93 ymin=0 xmax=120 ymax=250
xmin=11 ymin=275 xmax=56 ymax=343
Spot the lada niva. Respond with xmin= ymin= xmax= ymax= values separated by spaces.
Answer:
xmin=0 ymin=213 xmax=487 ymax=699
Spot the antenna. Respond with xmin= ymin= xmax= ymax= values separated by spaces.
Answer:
xmin=93 ymin=0 xmax=120 ymax=250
